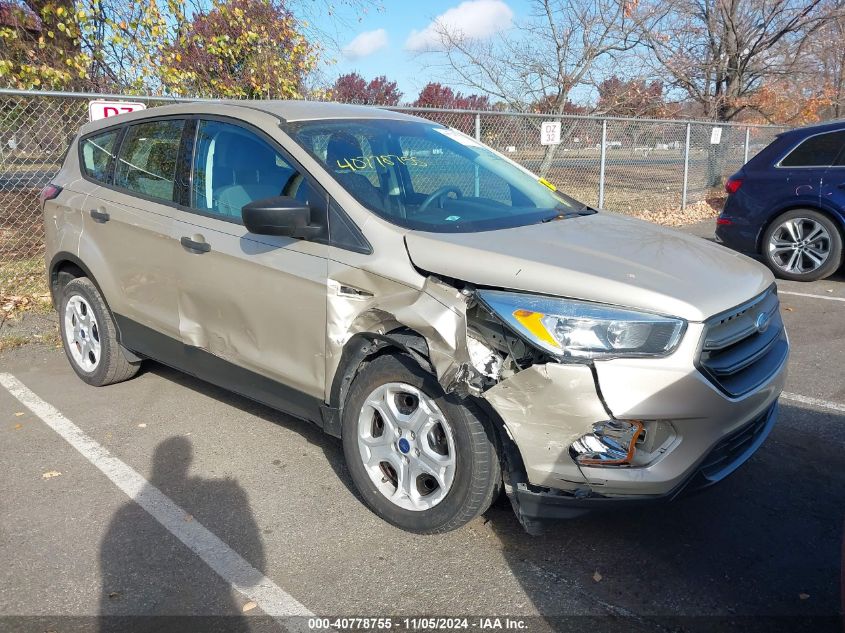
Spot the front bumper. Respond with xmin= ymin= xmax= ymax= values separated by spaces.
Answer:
xmin=509 ymin=401 xmax=779 ymax=523
xmin=482 ymin=320 xmax=787 ymax=501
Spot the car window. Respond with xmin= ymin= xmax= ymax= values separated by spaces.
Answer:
xmin=398 ymin=135 xmax=511 ymax=205
xmin=115 ymin=119 xmax=185 ymax=202
xmin=289 ymin=118 xmax=586 ymax=233
xmin=781 ymin=130 xmax=845 ymax=167
xmin=80 ymin=129 xmax=120 ymax=182
xmin=192 ymin=120 xmax=296 ymax=220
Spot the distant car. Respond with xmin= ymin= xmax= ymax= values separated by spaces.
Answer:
xmin=716 ymin=122 xmax=845 ymax=282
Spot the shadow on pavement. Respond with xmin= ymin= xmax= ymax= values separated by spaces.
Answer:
xmin=98 ymin=435 xmax=270 ymax=632
xmin=481 ymin=403 xmax=845 ymax=633
xmin=143 ymin=363 xmax=357 ymax=500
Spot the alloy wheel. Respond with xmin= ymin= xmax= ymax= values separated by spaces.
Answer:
xmin=767 ymin=217 xmax=831 ymax=275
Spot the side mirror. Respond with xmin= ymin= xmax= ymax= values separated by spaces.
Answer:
xmin=242 ymin=196 xmax=323 ymax=239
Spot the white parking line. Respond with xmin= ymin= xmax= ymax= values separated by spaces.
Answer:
xmin=0 ymin=373 xmax=313 ymax=622
xmin=781 ymin=392 xmax=845 ymax=413
xmin=779 ymin=290 xmax=845 ymax=303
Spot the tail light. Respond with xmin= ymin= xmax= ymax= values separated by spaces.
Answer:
xmin=38 ymin=183 xmax=62 ymax=210
xmin=725 ymin=177 xmax=743 ymax=195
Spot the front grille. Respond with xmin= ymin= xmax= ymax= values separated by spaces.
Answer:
xmin=698 ymin=403 xmax=775 ymax=480
xmin=698 ymin=287 xmax=788 ymax=397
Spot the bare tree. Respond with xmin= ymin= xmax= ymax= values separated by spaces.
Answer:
xmin=422 ymin=0 xmax=640 ymax=176
xmin=806 ymin=1 xmax=845 ymax=118
xmin=634 ymin=0 xmax=840 ymax=122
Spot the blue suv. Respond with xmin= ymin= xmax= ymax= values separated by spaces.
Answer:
xmin=716 ymin=122 xmax=845 ymax=281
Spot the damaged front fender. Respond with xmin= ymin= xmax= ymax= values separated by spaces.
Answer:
xmin=326 ymin=265 xmax=482 ymax=401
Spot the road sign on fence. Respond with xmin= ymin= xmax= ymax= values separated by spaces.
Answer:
xmin=88 ymin=100 xmax=146 ymax=121
xmin=710 ymin=127 xmax=723 ymax=144
xmin=540 ymin=121 xmax=561 ymax=145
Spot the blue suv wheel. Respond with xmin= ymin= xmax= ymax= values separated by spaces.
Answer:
xmin=762 ymin=209 xmax=843 ymax=281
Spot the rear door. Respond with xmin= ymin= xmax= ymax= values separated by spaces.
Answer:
xmin=170 ymin=117 xmax=329 ymax=413
xmin=779 ymin=130 xmax=845 ymax=211
xmin=818 ymin=130 xmax=845 ymax=220
xmin=81 ymin=118 xmax=186 ymax=341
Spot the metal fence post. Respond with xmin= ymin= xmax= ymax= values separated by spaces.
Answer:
xmin=681 ymin=123 xmax=691 ymax=211
xmin=743 ymin=126 xmax=750 ymax=164
xmin=474 ymin=113 xmax=481 ymax=196
xmin=598 ymin=119 xmax=607 ymax=209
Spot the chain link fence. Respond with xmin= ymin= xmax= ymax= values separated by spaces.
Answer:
xmin=0 ymin=88 xmax=788 ymax=308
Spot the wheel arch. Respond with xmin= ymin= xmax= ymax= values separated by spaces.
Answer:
xmin=48 ymin=252 xmax=138 ymax=361
xmin=321 ymin=328 xmax=434 ymax=437
xmin=321 ymin=327 xmax=520 ymax=510
xmin=49 ymin=252 xmax=100 ymax=308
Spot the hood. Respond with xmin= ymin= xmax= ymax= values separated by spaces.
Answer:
xmin=404 ymin=213 xmax=773 ymax=322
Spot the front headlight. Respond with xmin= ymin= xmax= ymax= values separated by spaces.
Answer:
xmin=477 ymin=290 xmax=686 ymax=361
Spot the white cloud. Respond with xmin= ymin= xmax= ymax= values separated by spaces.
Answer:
xmin=405 ymin=0 xmax=513 ymax=52
xmin=342 ymin=29 xmax=389 ymax=60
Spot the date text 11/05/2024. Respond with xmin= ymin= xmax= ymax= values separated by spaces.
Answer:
xmin=307 ymin=617 xmax=529 ymax=630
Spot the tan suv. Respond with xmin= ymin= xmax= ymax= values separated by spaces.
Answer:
xmin=42 ymin=101 xmax=788 ymax=533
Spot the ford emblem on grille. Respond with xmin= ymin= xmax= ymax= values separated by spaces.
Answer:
xmin=755 ymin=311 xmax=771 ymax=333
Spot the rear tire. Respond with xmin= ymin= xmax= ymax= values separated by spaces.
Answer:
xmin=341 ymin=354 xmax=500 ymax=533
xmin=762 ymin=209 xmax=842 ymax=281
xmin=59 ymin=277 xmax=140 ymax=386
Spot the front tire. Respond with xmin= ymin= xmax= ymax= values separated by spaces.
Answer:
xmin=341 ymin=354 xmax=500 ymax=533
xmin=762 ymin=209 xmax=843 ymax=281
xmin=59 ymin=277 xmax=140 ymax=386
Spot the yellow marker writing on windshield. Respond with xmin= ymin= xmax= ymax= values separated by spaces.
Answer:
xmin=538 ymin=177 xmax=557 ymax=192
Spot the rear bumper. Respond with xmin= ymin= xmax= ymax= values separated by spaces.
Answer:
xmin=511 ymin=401 xmax=779 ymax=524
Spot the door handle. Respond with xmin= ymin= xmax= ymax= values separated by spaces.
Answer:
xmin=90 ymin=209 xmax=110 ymax=223
xmin=180 ymin=236 xmax=211 ymax=254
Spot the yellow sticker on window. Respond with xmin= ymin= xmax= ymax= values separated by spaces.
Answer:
xmin=538 ymin=177 xmax=557 ymax=191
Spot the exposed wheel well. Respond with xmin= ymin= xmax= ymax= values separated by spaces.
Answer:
xmin=756 ymin=205 xmax=845 ymax=253
xmin=323 ymin=326 xmax=523 ymax=501
xmin=325 ymin=328 xmax=433 ymax=430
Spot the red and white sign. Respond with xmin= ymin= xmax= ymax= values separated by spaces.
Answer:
xmin=88 ymin=100 xmax=146 ymax=121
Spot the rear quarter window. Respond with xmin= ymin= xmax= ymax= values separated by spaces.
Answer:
xmin=780 ymin=130 xmax=845 ymax=167
xmin=80 ymin=129 xmax=120 ymax=182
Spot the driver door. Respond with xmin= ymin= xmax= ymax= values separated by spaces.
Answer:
xmin=170 ymin=118 xmax=329 ymax=414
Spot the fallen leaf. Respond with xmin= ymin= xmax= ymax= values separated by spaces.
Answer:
xmin=183 ymin=513 xmax=193 ymax=522
xmin=137 ymin=423 xmax=147 ymax=428
xmin=14 ymin=423 xmax=22 ymax=430
xmin=799 ymin=593 xmax=810 ymax=600
xmin=592 ymin=571 xmax=602 ymax=582
xmin=42 ymin=470 xmax=62 ymax=479
xmin=15 ymin=412 xmax=24 ymax=417
xmin=784 ymin=307 xmax=794 ymax=312
xmin=242 ymin=601 xmax=257 ymax=613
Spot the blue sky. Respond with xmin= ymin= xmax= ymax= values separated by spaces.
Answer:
xmin=323 ymin=0 xmax=533 ymax=101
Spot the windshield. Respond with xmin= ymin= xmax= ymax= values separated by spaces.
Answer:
xmin=287 ymin=118 xmax=591 ymax=233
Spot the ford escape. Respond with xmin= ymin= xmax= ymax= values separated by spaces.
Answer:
xmin=41 ymin=102 xmax=788 ymax=533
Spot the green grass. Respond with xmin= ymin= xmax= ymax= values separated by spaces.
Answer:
xmin=0 ymin=256 xmax=51 ymax=313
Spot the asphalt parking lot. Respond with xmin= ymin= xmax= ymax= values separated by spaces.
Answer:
xmin=1 ymin=225 xmax=843 ymax=633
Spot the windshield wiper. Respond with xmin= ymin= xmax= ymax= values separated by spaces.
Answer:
xmin=540 ymin=206 xmax=596 ymax=223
